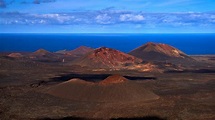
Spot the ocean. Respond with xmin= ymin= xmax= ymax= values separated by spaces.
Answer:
xmin=0 ymin=33 xmax=215 ymax=55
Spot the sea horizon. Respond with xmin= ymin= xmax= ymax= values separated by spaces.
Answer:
xmin=0 ymin=33 xmax=215 ymax=55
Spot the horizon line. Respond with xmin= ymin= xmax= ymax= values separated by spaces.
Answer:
xmin=1 ymin=32 xmax=215 ymax=34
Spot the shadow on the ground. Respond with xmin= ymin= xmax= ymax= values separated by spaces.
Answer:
xmin=50 ymin=73 xmax=157 ymax=82
xmin=30 ymin=73 xmax=156 ymax=87
xmin=166 ymin=69 xmax=215 ymax=73
xmin=37 ymin=116 xmax=166 ymax=120
xmin=111 ymin=116 xmax=167 ymax=120
xmin=37 ymin=116 xmax=91 ymax=120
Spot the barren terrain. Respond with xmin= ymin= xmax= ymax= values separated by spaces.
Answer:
xmin=0 ymin=44 xmax=215 ymax=120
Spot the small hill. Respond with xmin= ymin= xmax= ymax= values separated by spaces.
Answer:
xmin=46 ymin=75 xmax=159 ymax=103
xmin=66 ymin=46 xmax=94 ymax=57
xmin=72 ymin=47 xmax=142 ymax=69
xmin=99 ymin=75 xmax=128 ymax=85
xmin=28 ymin=49 xmax=62 ymax=62
xmin=62 ymin=78 xmax=93 ymax=84
xmin=33 ymin=49 xmax=53 ymax=56
xmin=7 ymin=53 xmax=23 ymax=58
xmin=30 ymin=49 xmax=57 ymax=58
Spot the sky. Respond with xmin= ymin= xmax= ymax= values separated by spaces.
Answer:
xmin=0 ymin=0 xmax=215 ymax=33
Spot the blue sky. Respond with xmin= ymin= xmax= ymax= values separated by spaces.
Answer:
xmin=0 ymin=0 xmax=215 ymax=33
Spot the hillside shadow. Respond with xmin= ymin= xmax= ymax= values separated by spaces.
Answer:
xmin=38 ymin=116 xmax=166 ymax=120
xmin=50 ymin=73 xmax=157 ymax=83
xmin=166 ymin=69 xmax=215 ymax=73
xmin=51 ymin=73 xmax=111 ymax=82
xmin=30 ymin=73 xmax=156 ymax=87
xmin=111 ymin=116 xmax=167 ymax=120
xmin=37 ymin=116 xmax=91 ymax=120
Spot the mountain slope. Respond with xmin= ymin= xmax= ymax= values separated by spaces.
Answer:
xmin=72 ymin=47 xmax=142 ymax=69
xmin=129 ymin=42 xmax=196 ymax=67
xmin=129 ymin=42 xmax=190 ymax=60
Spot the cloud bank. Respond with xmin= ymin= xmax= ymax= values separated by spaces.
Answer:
xmin=1 ymin=10 xmax=214 ymax=27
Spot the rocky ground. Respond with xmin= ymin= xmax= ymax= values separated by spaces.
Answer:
xmin=0 ymin=57 xmax=215 ymax=120
xmin=0 ymin=45 xmax=215 ymax=120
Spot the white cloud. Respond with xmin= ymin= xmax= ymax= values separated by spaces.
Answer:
xmin=119 ymin=14 xmax=145 ymax=22
xmin=95 ymin=14 xmax=111 ymax=24
xmin=32 ymin=13 xmax=74 ymax=23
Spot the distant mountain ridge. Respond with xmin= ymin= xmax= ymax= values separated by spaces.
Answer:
xmin=4 ymin=43 xmax=203 ymax=71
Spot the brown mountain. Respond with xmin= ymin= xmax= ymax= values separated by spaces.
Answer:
xmin=46 ymin=75 xmax=159 ymax=103
xmin=129 ymin=42 xmax=194 ymax=64
xmin=72 ymin=47 xmax=142 ymax=69
xmin=66 ymin=46 xmax=94 ymax=57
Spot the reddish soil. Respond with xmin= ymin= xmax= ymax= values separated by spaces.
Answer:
xmin=73 ymin=47 xmax=142 ymax=68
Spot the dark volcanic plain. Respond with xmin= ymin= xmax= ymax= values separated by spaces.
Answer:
xmin=0 ymin=43 xmax=215 ymax=120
